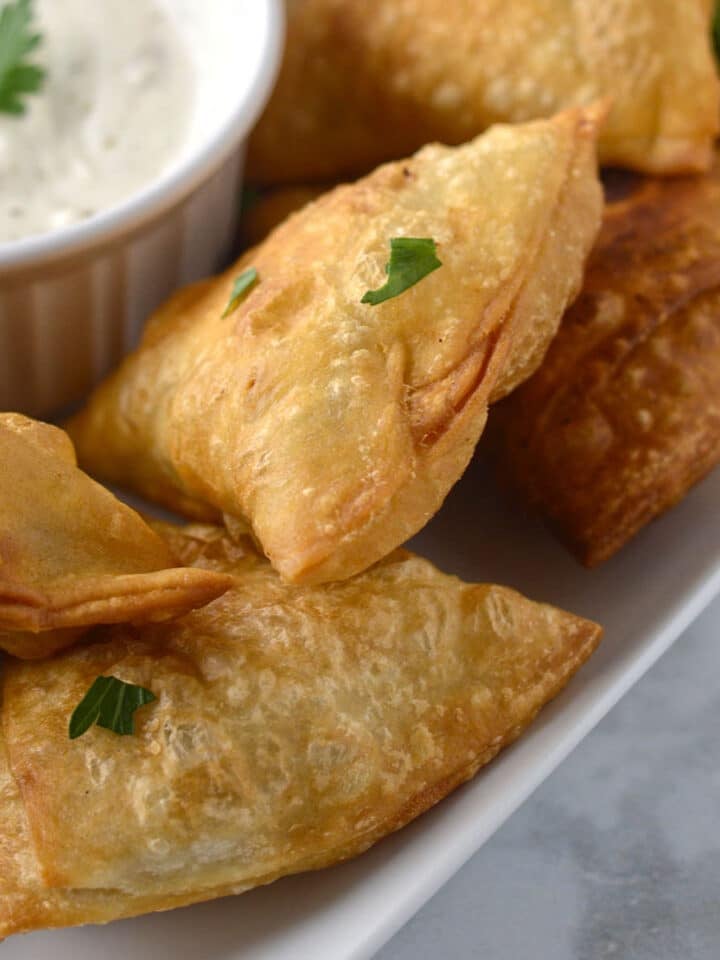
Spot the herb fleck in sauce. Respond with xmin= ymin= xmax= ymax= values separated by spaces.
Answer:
xmin=0 ymin=0 xmax=194 ymax=243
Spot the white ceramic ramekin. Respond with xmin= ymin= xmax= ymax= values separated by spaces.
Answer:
xmin=0 ymin=0 xmax=283 ymax=417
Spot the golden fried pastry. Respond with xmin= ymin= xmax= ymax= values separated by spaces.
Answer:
xmin=68 ymin=107 xmax=603 ymax=585
xmin=247 ymin=0 xmax=719 ymax=184
xmin=0 ymin=414 xmax=231 ymax=658
xmin=0 ymin=521 xmax=601 ymax=937
xmin=493 ymin=158 xmax=720 ymax=566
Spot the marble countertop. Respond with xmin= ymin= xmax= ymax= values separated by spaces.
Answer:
xmin=377 ymin=594 xmax=720 ymax=960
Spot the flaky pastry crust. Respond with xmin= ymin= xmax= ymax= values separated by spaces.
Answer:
xmin=0 ymin=414 xmax=231 ymax=657
xmin=494 ymin=159 xmax=720 ymax=565
xmin=0 ymin=522 xmax=601 ymax=937
xmin=68 ymin=107 xmax=603 ymax=584
xmin=247 ymin=0 xmax=719 ymax=184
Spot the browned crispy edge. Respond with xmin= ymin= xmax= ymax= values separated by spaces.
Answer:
xmin=493 ymin=165 xmax=720 ymax=565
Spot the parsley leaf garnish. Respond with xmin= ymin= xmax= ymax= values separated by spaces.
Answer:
xmin=714 ymin=1 xmax=720 ymax=64
xmin=0 ymin=0 xmax=45 ymax=116
xmin=361 ymin=237 xmax=442 ymax=306
xmin=69 ymin=676 xmax=156 ymax=740
xmin=222 ymin=267 xmax=259 ymax=318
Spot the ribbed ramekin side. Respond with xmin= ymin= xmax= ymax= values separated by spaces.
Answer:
xmin=0 ymin=149 xmax=244 ymax=418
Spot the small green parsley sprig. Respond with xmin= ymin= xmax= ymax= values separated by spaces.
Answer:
xmin=0 ymin=0 xmax=45 ymax=115
xmin=361 ymin=237 xmax=442 ymax=306
xmin=69 ymin=676 xmax=156 ymax=740
xmin=222 ymin=267 xmax=259 ymax=317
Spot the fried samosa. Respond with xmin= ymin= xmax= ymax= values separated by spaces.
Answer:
xmin=247 ymin=0 xmax=719 ymax=184
xmin=68 ymin=107 xmax=604 ymax=585
xmin=0 ymin=414 xmax=231 ymax=658
xmin=493 ymin=159 xmax=720 ymax=566
xmin=0 ymin=521 xmax=601 ymax=937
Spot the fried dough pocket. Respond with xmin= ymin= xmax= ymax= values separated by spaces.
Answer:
xmin=68 ymin=107 xmax=604 ymax=584
xmin=0 ymin=414 xmax=231 ymax=658
xmin=494 ymin=160 xmax=720 ymax=565
xmin=247 ymin=0 xmax=719 ymax=184
xmin=0 ymin=521 xmax=601 ymax=937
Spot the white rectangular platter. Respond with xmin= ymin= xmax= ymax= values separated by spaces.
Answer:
xmin=6 ymin=452 xmax=720 ymax=960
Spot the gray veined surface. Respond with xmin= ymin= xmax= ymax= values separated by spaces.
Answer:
xmin=380 ymin=593 xmax=720 ymax=960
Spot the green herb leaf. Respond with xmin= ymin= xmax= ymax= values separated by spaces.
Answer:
xmin=361 ymin=237 xmax=442 ymax=306
xmin=714 ymin=1 xmax=720 ymax=64
xmin=0 ymin=0 xmax=45 ymax=116
xmin=222 ymin=267 xmax=259 ymax=318
xmin=69 ymin=676 xmax=156 ymax=740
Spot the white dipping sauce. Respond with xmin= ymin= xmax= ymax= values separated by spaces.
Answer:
xmin=0 ymin=0 xmax=194 ymax=243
